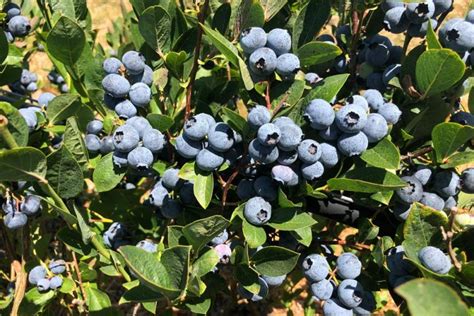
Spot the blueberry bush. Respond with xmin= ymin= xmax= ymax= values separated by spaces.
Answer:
xmin=0 ymin=0 xmax=473 ymax=314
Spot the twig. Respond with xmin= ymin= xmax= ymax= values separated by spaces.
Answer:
xmin=132 ymin=303 xmax=141 ymax=316
xmin=265 ymin=80 xmax=272 ymax=109
xmin=184 ymin=0 xmax=210 ymax=121
xmin=348 ymin=9 xmax=365 ymax=86
xmin=11 ymin=228 xmax=27 ymax=316
xmin=271 ymin=93 xmax=290 ymax=119
xmin=441 ymin=208 xmax=462 ymax=272
xmin=401 ymin=146 xmax=433 ymax=161
xmin=72 ymin=251 xmax=88 ymax=302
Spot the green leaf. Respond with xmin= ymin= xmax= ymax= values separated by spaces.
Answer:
xmin=201 ymin=24 xmax=238 ymax=66
xmin=49 ymin=0 xmax=88 ymax=21
xmin=63 ymin=117 xmax=89 ymax=170
xmin=328 ymin=167 xmax=406 ymax=193
xmin=432 ymin=122 xmax=474 ymax=163
xmin=416 ymin=49 xmax=465 ymax=98
xmin=0 ymin=31 xmax=8 ymax=64
xmin=46 ymin=94 xmax=81 ymax=124
xmin=297 ymin=41 xmax=342 ymax=68
xmin=242 ymin=218 xmax=267 ymax=248
xmin=178 ymin=161 xmax=196 ymax=181
xmin=0 ymin=102 xmax=28 ymax=147
xmin=270 ymin=80 xmax=305 ymax=108
xmin=212 ymin=3 xmax=231 ymax=35
xmin=240 ymin=0 xmax=265 ymax=29
xmin=260 ymin=0 xmax=287 ymax=21
xmin=93 ymin=153 xmax=127 ymax=192
xmin=46 ymin=147 xmax=84 ymax=198
xmin=46 ymin=16 xmax=85 ymax=66
xmin=220 ymin=107 xmax=248 ymax=134
xmin=167 ymin=225 xmax=186 ymax=247
xmin=291 ymin=226 xmax=312 ymax=247
xmin=360 ymin=138 xmax=400 ymax=170
xmin=192 ymin=248 xmax=220 ymax=278
xmin=440 ymin=151 xmax=474 ymax=169
xmin=426 ymin=19 xmax=441 ymax=49
xmin=235 ymin=264 xmax=260 ymax=294
xmin=138 ymin=6 xmax=171 ymax=53
xmin=292 ymin=0 xmax=330 ymax=50
xmin=251 ymin=246 xmax=299 ymax=277
xmin=185 ymin=296 xmax=212 ymax=315
xmin=18 ymin=288 xmax=55 ymax=315
xmin=268 ymin=211 xmax=317 ymax=231
xmin=0 ymin=147 xmax=47 ymax=182
xmin=396 ymin=279 xmax=469 ymax=316
xmin=146 ymin=113 xmax=174 ymax=132
xmin=469 ymin=87 xmax=474 ymax=114
xmin=277 ymin=187 xmax=302 ymax=208
xmin=182 ymin=215 xmax=229 ymax=251
xmin=72 ymin=203 xmax=93 ymax=244
xmin=193 ymin=171 xmax=214 ymax=209
xmin=85 ymin=287 xmax=112 ymax=312
xmin=121 ymin=283 xmax=162 ymax=303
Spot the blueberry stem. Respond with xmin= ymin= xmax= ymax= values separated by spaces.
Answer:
xmin=0 ymin=115 xmax=19 ymax=149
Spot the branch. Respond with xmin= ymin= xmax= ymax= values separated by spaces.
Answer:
xmin=348 ymin=9 xmax=365 ymax=85
xmin=265 ymin=80 xmax=272 ymax=109
xmin=401 ymin=146 xmax=433 ymax=161
xmin=441 ymin=208 xmax=462 ymax=272
xmin=72 ymin=251 xmax=88 ymax=302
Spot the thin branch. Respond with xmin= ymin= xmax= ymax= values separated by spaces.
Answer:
xmin=401 ymin=146 xmax=433 ymax=161
xmin=72 ymin=251 xmax=88 ymax=302
xmin=265 ymin=80 xmax=272 ymax=109
xmin=441 ymin=207 xmax=462 ymax=272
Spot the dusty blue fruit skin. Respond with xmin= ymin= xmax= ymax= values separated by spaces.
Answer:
xmin=319 ymin=122 xmax=341 ymax=141
xmin=277 ymin=123 xmax=303 ymax=151
xmin=238 ymin=277 xmax=269 ymax=302
xmin=8 ymin=15 xmax=30 ymax=36
xmin=461 ymin=168 xmax=474 ymax=193
xmin=49 ymin=276 xmax=63 ymax=290
xmin=337 ymin=253 xmax=362 ymax=279
xmin=262 ymin=274 xmax=286 ymax=287
xmin=214 ymin=244 xmax=232 ymax=264
xmin=346 ymin=95 xmax=369 ymax=112
xmin=337 ymin=132 xmax=368 ymax=156
xmin=319 ymin=143 xmax=339 ymax=168
xmin=271 ymin=165 xmax=299 ymax=186
xmin=419 ymin=246 xmax=452 ymax=274
xmin=179 ymin=181 xmax=198 ymax=205
xmin=304 ymin=99 xmax=335 ymax=130
xmin=323 ymin=299 xmax=353 ymax=315
xmin=249 ymin=47 xmax=277 ymax=76
xmin=257 ymin=123 xmax=281 ymax=147
xmin=28 ymin=266 xmax=47 ymax=285
xmin=38 ymin=92 xmax=55 ymax=107
xmin=49 ymin=259 xmax=66 ymax=275
xmin=467 ymin=9 xmax=474 ymax=23
xmin=444 ymin=196 xmax=457 ymax=211
xmin=310 ymin=279 xmax=334 ymax=300
xmin=433 ymin=0 xmax=452 ymax=15
xmin=21 ymin=195 xmax=41 ymax=216
xmin=248 ymin=139 xmax=279 ymax=165
xmin=335 ymin=104 xmax=368 ymax=133
xmin=4 ymin=3 xmax=21 ymax=19
xmin=85 ymin=134 xmax=102 ymax=153
xmin=248 ymin=105 xmax=271 ymax=129
xmin=414 ymin=166 xmax=433 ymax=186
xmin=113 ymin=125 xmax=140 ymax=152
xmin=334 ymin=55 xmax=347 ymax=73
xmin=136 ymin=239 xmax=158 ymax=253
xmin=5 ymin=31 xmax=14 ymax=42
xmin=387 ymin=245 xmax=414 ymax=275
xmin=381 ymin=0 xmax=404 ymax=12
xmin=406 ymin=0 xmax=435 ymax=24
xmin=175 ymin=134 xmax=202 ymax=158
xmin=276 ymin=53 xmax=300 ymax=77
xmin=19 ymin=108 xmax=37 ymax=131
xmin=382 ymin=63 xmax=401 ymax=85
xmin=127 ymin=147 xmax=154 ymax=169
xmin=434 ymin=171 xmax=460 ymax=198
xmin=208 ymin=123 xmax=235 ymax=152
xmin=100 ymin=136 xmax=115 ymax=154
xmin=195 ymin=113 xmax=216 ymax=129
xmin=366 ymin=72 xmax=386 ymax=92
xmin=392 ymin=203 xmax=413 ymax=220
xmin=244 ymin=196 xmax=272 ymax=226
xmin=161 ymin=168 xmax=180 ymax=190
xmin=196 ymin=148 xmax=225 ymax=171
xmin=122 ymin=51 xmax=145 ymax=74
xmin=363 ymin=113 xmax=389 ymax=143
xmin=103 ymin=222 xmax=127 ymax=248
xmin=184 ymin=115 xmax=210 ymax=140
xmin=125 ymin=116 xmax=152 ymax=139
xmin=240 ymin=27 xmax=267 ymax=54
xmin=2 ymin=199 xmax=16 ymax=214
xmin=298 ymin=139 xmax=322 ymax=164
xmin=384 ymin=7 xmax=410 ymax=34
xmin=115 ymin=99 xmax=137 ymax=119
xmin=129 ymin=64 xmax=153 ymax=86
xmin=378 ymin=102 xmax=401 ymax=124
xmin=444 ymin=21 xmax=474 ymax=53
xmin=439 ymin=18 xmax=463 ymax=45
xmin=87 ymin=120 xmax=103 ymax=135
xmin=37 ymin=278 xmax=50 ymax=292
xmin=277 ymin=149 xmax=298 ymax=165
xmin=103 ymin=57 xmax=123 ymax=74
xmin=112 ymin=150 xmax=128 ymax=168
xmin=253 ymin=176 xmax=278 ymax=202
xmin=365 ymin=43 xmax=390 ymax=67
xmin=302 ymin=254 xmax=329 ymax=282
xmin=129 ymin=82 xmax=151 ymax=107
xmin=304 ymin=72 xmax=321 ymax=85
xmin=104 ymin=94 xmax=123 ymax=109
xmin=4 ymin=211 xmax=27 ymax=229
xmin=26 ymin=82 xmax=37 ymax=92
xmin=388 ymin=45 xmax=404 ymax=64
xmin=210 ymin=229 xmax=228 ymax=245
xmin=420 ymin=192 xmax=445 ymax=210
xmin=161 ymin=198 xmax=182 ymax=219
xmin=451 ymin=111 xmax=474 ymax=126
xmin=338 ymin=279 xmax=364 ymax=308
xmin=273 ymin=116 xmax=295 ymax=129
xmin=353 ymin=291 xmax=377 ymax=315
xmin=408 ymin=19 xmax=438 ymax=37
xmin=396 ymin=176 xmax=423 ymax=203
xmin=237 ymin=179 xmax=257 ymax=200
xmin=149 ymin=183 xmax=169 ymax=207
xmin=266 ymin=28 xmax=291 ymax=56
xmin=102 ymin=74 xmax=131 ymax=98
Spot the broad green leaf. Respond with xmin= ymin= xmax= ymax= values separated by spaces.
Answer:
xmin=242 ymin=218 xmax=267 ymax=248
xmin=441 ymin=151 xmax=474 ymax=169
xmin=18 ymin=288 xmax=55 ymax=315
xmin=360 ymin=138 xmax=400 ymax=170
xmin=72 ymin=203 xmax=93 ymax=244
xmin=260 ymin=0 xmax=287 ymax=21
xmin=47 ymin=16 xmax=85 ymax=66
xmin=277 ymin=187 xmax=302 ymax=208
xmin=192 ymin=248 xmax=220 ymax=277
xmin=0 ymin=102 xmax=28 ymax=147
xmin=201 ymin=23 xmax=238 ymax=66
xmin=121 ymin=283 xmax=162 ymax=303
xmin=432 ymin=122 xmax=474 ymax=163
xmin=212 ymin=3 xmax=231 ymax=35
xmin=291 ymin=226 xmax=312 ymax=247
xmin=292 ymin=0 xmax=331 ymax=50
xmin=0 ymin=30 xmax=7 ymax=64
xmin=296 ymin=41 xmax=342 ymax=68
xmin=46 ymin=147 xmax=84 ymax=198
xmin=178 ymin=161 xmax=196 ymax=181
xmin=270 ymin=80 xmax=305 ymax=108
xmin=0 ymin=147 xmax=47 ymax=182
xmin=182 ymin=215 xmax=229 ymax=251
xmin=221 ymin=107 xmax=248 ymax=134
xmin=165 ymin=51 xmax=188 ymax=79
xmin=240 ymin=0 xmax=265 ymax=29
xmin=235 ymin=264 xmax=261 ymax=294
xmin=238 ymin=57 xmax=254 ymax=91
xmin=63 ymin=117 xmax=89 ymax=170
xmin=268 ymin=211 xmax=317 ymax=231
xmin=93 ymin=153 xmax=127 ymax=192
xmin=46 ymin=94 xmax=81 ymax=124
xmin=396 ymin=279 xmax=469 ymax=316
xmin=426 ymin=19 xmax=441 ymax=49
xmin=167 ymin=225 xmax=186 ymax=247
xmin=85 ymin=287 xmax=112 ymax=312
xmin=49 ymin=0 xmax=88 ymax=21
xmin=251 ymin=246 xmax=299 ymax=277
xmin=193 ymin=171 xmax=214 ymax=209
xmin=160 ymin=245 xmax=192 ymax=293
xmin=185 ymin=296 xmax=212 ymax=315
xmin=328 ymin=167 xmax=406 ymax=193
xmin=147 ymin=113 xmax=174 ymax=132
xmin=139 ymin=6 xmax=171 ymax=53
xmin=469 ymin=87 xmax=474 ymax=113
xmin=416 ymin=49 xmax=465 ymax=98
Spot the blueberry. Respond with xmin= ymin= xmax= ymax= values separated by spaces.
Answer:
xmin=102 ymin=74 xmax=130 ymax=98
xmin=160 ymin=198 xmax=182 ymax=219
xmin=104 ymin=94 xmax=123 ymax=109
xmin=37 ymin=92 xmax=55 ymax=107
xmin=103 ymin=57 xmax=123 ymax=74
xmin=334 ymin=55 xmax=347 ymax=73
xmin=461 ymin=168 xmax=474 ymax=193
xmin=237 ymin=179 xmax=257 ymax=200
xmin=127 ymin=147 xmax=154 ymax=169
xmin=392 ymin=202 xmax=413 ymax=221
xmin=362 ymin=113 xmax=389 ymax=143
xmin=433 ymin=171 xmax=460 ymax=198
xmin=271 ymin=165 xmax=299 ymax=186
xmin=337 ymin=253 xmax=362 ymax=279
xmin=353 ymin=291 xmax=377 ymax=315
xmin=85 ymin=134 xmax=101 ymax=153
xmin=100 ymin=136 xmax=115 ymax=154
xmin=467 ymin=9 xmax=474 ymax=23
xmin=310 ymin=279 xmax=334 ymax=300
xmin=266 ymin=28 xmax=291 ymax=56
xmin=195 ymin=113 xmax=216 ymax=129
xmin=2 ymin=199 xmax=16 ymax=214
xmin=277 ymin=123 xmax=303 ymax=151
xmin=7 ymin=15 xmax=30 ymax=37
xmin=28 ymin=266 xmax=47 ymax=285
xmin=323 ymin=299 xmax=353 ymax=315
xmin=253 ymin=176 xmax=277 ymax=202
xmin=4 ymin=31 xmax=14 ymax=42
xmin=387 ymin=245 xmax=414 ymax=275
xmin=115 ymin=100 xmax=137 ymax=119
xmin=160 ymin=168 xmax=180 ymax=190
xmin=414 ymin=166 xmax=433 ymax=186
xmin=103 ymin=222 xmax=127 ymax=248
xmin=184 ymin=115 xmax=210 ymax=140
xmin=113 ymin=125 xmax=140 ymax=152
xmin=175 ymin=134 xmax=202 ymax=158
xmin=420 ymin=192 xmax=444 ymax=210
xmin=3 ymin=3 xmax=21 ymax=19
xmin=249 ymin=47 xmax=277 ymax=76
xmin=302 ymin=254 xmax=329 ymax=282
xmin=257 ymin=123 xmax=281 ymax=146
xmin=49 ymin=276 xmax=63 ymax=290
xmin=122 ymin=51 xmax=145 ymax=75
xmin=335 ymin=104 xmax=367 ymax=133
xmin=112 ymin=150 xmax=128 ymax=168
xmin=178 ymin=181 xmax=198 ymax=205
xmin=439 ymin=18 xmax=463 ymax=45
xmin=365 ymin=43 xmax=390 ymax=67
xmin=316 ymin=34 xmax=336 ymax=44
xmin=210 ymin=229 xmax=228 ymax=245
xmin=451 ymin=111 xmax=474 ymax=126
xmin=444 ymin=21 xmax=474 ymax=53
xmin=335 ymin=24 xmax=352 ymax=47
xmin=37 ymin=278 xmax=51 ymax=292
xmin=240 ymin=27 xmax=267 ymax=54
xmin=444 ymin=196 xmax=457 ymax=211
xmin=87 ymin=120 xmax=103 ymax=135
xmin=277 ymin=149 xmax=298 ymax=165
xmin=262 ymin=274 xmax=286 ymax=287
xmin=244 ymin=196 xmax=272 ymax=226
xmin=237 ymin=277 xmax=269 ymax=302
xmin=319 ymin=143 xmax=339 ymax=168
xmin=49 ymin=259 xmax=66 ymax=275
xmin=408 ymin=19 xmax=438 ymax=37
xmin=248 ymin=105 xmax=271 ymax=128
xmin=19 ymin=108 xmax=38 ymax=132
xmin=381 ymin=0 xmax=404 ymax=12
xmin=388 ymin=45 xmax=404 ymax=64
xmin=298 ymin=139 xmax=322 ymax=164
xmin=4 ymin=211 xmax=27 ymax=229
xmin=276 ymin=53 xmax=300 ymax=78
xmin=129 ymin=82 xmax=151 ymax=107
xmin=319 ymin=122 xmax=341 ymax=141
xmin=304 ymin=99 xmax=335 ymax=130
xmin=125 ymin=117 xmax=152 ymax=139
xmin=136 ymin=239 xmax=157 ymax=253
xmin=26 ymin=82 xmax=37 ymax=92
xmin=418 ymin=246 xmax=451 ymax=274
xmin=406 ymin=0 xmax=435 ymax=24
xmin=338 ymin=279 xmax=364 ymax=308
xmin=382 ymin=64 xmax=401 ymax=86
xmin=196 ymin=147 xmax=225 ymax=171
xmin=366 ymin=72 xmax=386 ymax=92
xmin=378 ymin=102 xmax=401 ymax=124
xmin=248 ymin=139 xmax=279 ymax=165
xmin=149 ymin=183 xmax=169 ymax=207
xmin=384 ymin=7 xmax=410 ymax=34
xmin=272 ymin=116 xmax=294 ymax=129
xmin=396 ymin=176 xmax=423 ymax=203
xmin=346 ymin=95 xmax=369 ymax=112
xmin=208 ymin=123 xmax=235 ymax=152
xmin=21 ymin=194 xmax=41 ymax=216
xmin=337 ymin=132 xmax=368 ymax=156
xmin=304 ymin=72 xmax=321 ymax=85
xmin=129 ymin=64 xmax=153 ymax=86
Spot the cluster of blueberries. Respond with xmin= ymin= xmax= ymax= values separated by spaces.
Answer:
xmin=302 ymin=252 xmax=375 ymax=315
xmin=439 ymin=9 xmax=474 ymax=65
xmin=2 ymin=3 xmax=30 ymax=42
xmin=239 ymin=27 xmax=300 ymax=81
xmin=48 ymin=71 xmax=69 ymax=94
xmin=1 ymin=194 xmax=41 ymax=230
xmin=9 ymin=69 xmax=38 ymax=95
xmin=28 ymin=260 xmax=65 ymax=292
xmin=392 ymin=167 xmax=473 ymax=220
